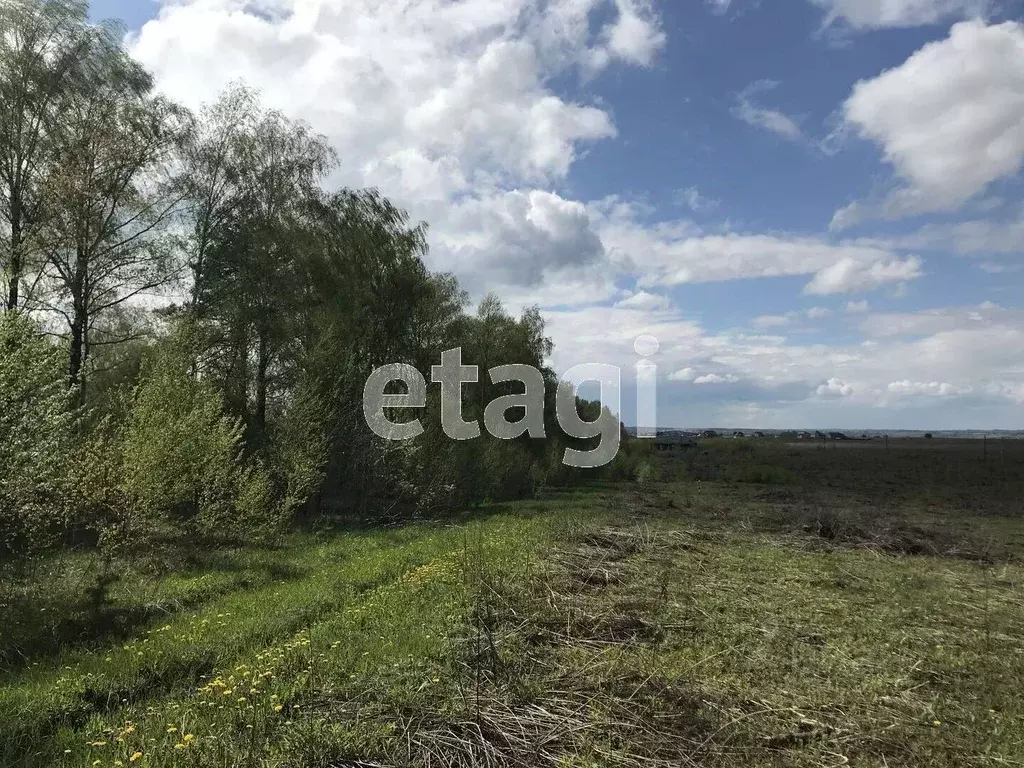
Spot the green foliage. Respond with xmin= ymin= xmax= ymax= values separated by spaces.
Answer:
xmin=117 ymin=333 xmax=285 ymax=554
xmin=0 ymin=313 xmax=75 ymax=559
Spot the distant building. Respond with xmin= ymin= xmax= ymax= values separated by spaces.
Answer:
xmin=699 ymin=430 xmax=719 ymax=439
xmin=733 ymin=431 xmax=745 ymax=438
xmin=829 ymin=432 xmax=849 ymax=441
xmin=754 ymin=431 xmax=765 ymax=438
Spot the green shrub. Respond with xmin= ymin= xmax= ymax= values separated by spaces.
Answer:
xmin=0 ymin=313 xmax=76 ymax=560
xmin=118 ymin=335 xmax=285 ymax=552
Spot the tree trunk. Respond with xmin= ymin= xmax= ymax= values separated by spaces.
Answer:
xmin=7 ymin=195 xmax=22 ymax=310
xmin=68 ymin=247 xmax=88 ymax=401
xmin=255 ymin=326 xmax=268 ymax=433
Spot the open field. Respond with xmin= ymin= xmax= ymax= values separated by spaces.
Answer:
xmin=1 ymin=438 xmax=1021 ymax=767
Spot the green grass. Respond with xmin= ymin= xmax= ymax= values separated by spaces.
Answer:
xmin=1 ymin=441 xmax=1022 ymax=767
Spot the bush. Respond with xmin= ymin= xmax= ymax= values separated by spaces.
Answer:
xmin=0 ymin=313 xmax=76 ymax=561
xmin=118 ymin=335 xmax=285 ymax=555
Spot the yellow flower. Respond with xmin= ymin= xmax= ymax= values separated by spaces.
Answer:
xmin=129 ymin=752 xmax=144 ymax=762
xmin=174 ymin=744 xmax=186 ymax=750
xmin=274 ymin=704 xmax=283 ymax=712
xmin=183 ymin=734 xmax=195 ymax=743
xmin=933 ymin=720 xmax=942 ymax=727
xmin=166 ymin=727 xmax=178 ymax=733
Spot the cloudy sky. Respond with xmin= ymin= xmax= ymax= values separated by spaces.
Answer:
xmin=92 ymin=0 xmax=1024 ymax=430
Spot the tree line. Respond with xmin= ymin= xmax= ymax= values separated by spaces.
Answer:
xmin=0 ymin=0 xmax=625 ymax=577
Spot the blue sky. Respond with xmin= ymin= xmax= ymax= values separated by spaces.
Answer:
xmin=94 ymin=0 xmax=1024 ymax=429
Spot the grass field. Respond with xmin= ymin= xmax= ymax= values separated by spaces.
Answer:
xmin=1 ymin=438 xmax=1021 ymax=767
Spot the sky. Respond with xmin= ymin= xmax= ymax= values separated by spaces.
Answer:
xmin=89 ymin=0 xmax=1024 ymax=430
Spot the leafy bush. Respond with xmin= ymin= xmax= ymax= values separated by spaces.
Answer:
xmin=0 ymin=313 xmax=76 ymax=560
xmin=118 ymin=336 xmax=285 ymax=554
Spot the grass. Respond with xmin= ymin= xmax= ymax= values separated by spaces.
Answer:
xmin=1 ymin=441 xmax=1022 ymax=766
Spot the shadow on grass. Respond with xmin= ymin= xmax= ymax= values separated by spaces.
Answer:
xmin=0 ymin=552 xmax=308 ymax=677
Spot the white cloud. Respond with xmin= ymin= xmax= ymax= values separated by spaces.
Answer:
xmin=837 ymin=20 xmax=1024 ymax=224
xmin=593 ymin=205 xmax=925 ymax=294
xmin=846 ymin=299 xmax=869 ymax=313
xmin=541 ymin=301 xmax=1024 ymax=426
xmin=817 ymin=378 xmax=854 ymax=397
xmin=669 ymin=367 xmax=697 ymax=382
xmin=694 ymin=373 xmax=741 ymax=385
xmin=602 ymin=0 xmax=666 ymax=68
xmin=887 ymin=380 xmax=968 ymax=396
xmin=734 ymin=80 xmax=805 ymax=142
xmin=706 ymin=0 xmax=733 ymax=15
xmin=614 ymin=290 xmax=671 ymax=310
xmin=130 ymin=0 xmax=666 ymax=304
xmin=803 ymin=254 xmax=922 ymax=294
xmin=806 ymin=306 xmax=830 ymax=319
xmin=812 ymin=0 xmax=990 ymax=29
xmin=432 ymin=189 xmax=606 ymax=292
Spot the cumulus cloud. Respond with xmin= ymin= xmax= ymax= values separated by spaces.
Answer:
xmin=811 ymin=0 xmax=990 ymax=29
xmin=668 ymin=367 xmax=697 ymax=382
xmin=433 ymin=189 xmax=606 ymax=292
xmin=129 ymin=0 xmax=666 ymax=302
xmin=817 ymin=378 xmax=854 ymax=397
xmin=846 ymin=300 xmax=869 ymax=313
xmin=836 ymin=20 xmax=1024 ymax=225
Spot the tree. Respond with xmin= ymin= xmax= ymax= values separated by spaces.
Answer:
xmin=32 ymin=48 xmax=189 ymax=398
xmin=0 ymin=0 xmax=123 ymax=310
xmin=191 ymin=105 xmax=336 ymax=435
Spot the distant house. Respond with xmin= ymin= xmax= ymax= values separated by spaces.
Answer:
xmin=699 ymin=430 xmax=719 ymax=439
xmin=814 ymin=431 xmax=827 ymax=440
xmin=733 ymin=431 xmax=745 ymax=438
xmin=754 ymin=431 xmax=765 ymax=438
xmin=829 ymin=432 xmax=849 ymax=441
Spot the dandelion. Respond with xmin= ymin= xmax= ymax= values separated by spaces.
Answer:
xmin=274 ymin=704 xmax=283 ymax=712
xmin=166 ymin=727 xmax=178 ymax=734
xmin=933 ymin=720 xmax=942 ymax=727
xmin=183 ymin=735 xmax=195 ymax=743
xmin=129 ymin=752 xmax=144 ymax=762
